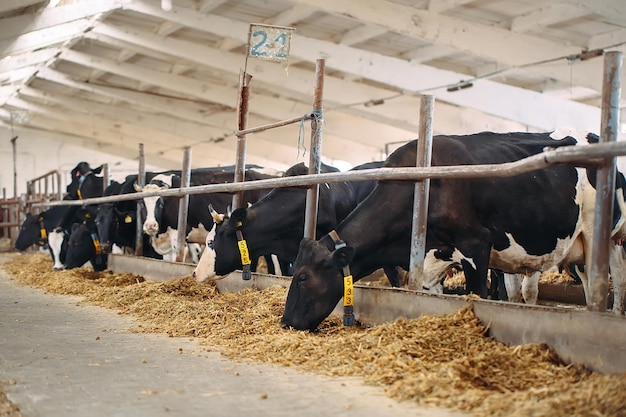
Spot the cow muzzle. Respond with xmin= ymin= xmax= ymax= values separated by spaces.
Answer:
xmin=143 ymin=221 xmax=159 ymax=236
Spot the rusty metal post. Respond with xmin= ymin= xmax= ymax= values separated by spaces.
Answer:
xmin=175 ymin=147 xmax=192 ymax=263
xmin=134 ymin=144 xmax=146 ymax=257
xmin=408 ymin=95 xmax=434 ymax=290
xmin=102 ymin=163 xmax=110 ymax=192
xmin=303 ymin=59 xmax=325 ymax=240
xmin=232 ymin=70 xmax=253 ymax=210
xmin=588 ymin=51 xmax=622 ymax=312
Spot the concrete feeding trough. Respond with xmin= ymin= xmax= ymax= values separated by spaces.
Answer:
xmin=108 ymin=253 xmax=626 ymax=374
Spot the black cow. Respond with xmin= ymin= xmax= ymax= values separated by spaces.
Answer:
xmin=66 ymin=161 xmax=105 ymax=201
xmin=64 ymin=207 xmax=108 ymax=271
xmin=281 ymin=130 xmax=626 ymax=331
xmin=193 ymin=161 xmax=404 ymax=286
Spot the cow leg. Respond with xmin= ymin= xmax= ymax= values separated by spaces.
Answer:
xmin=609 ymin=244 xmax=626 ymax=314
xmin=521 ymin=272 xmax=540 ymax=305
xmin=383 ymin=266 xmax=402 ymax=288
xmin=461 ymin=258 xmax=489 ymax=298
xmin=503 ymin=273 xmax=523 ymax=302
xmin=488 ymin=269 xmax=508 ymax=300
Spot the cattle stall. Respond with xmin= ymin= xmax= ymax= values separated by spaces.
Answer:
xmin=30 ymin=137 xmax=626 ymax=375
xmin=13 ymin=51 xmax=626 ymax=380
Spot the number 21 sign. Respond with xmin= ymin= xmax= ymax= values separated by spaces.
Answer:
xmin=248 ymin=24 xmax=295 ymax=62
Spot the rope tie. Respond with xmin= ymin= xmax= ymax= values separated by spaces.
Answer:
xmin=297 ymin=109 xmax=324 ymax=158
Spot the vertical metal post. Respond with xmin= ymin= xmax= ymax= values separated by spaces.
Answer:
xmin=303 ymin=59 xmax=325 ymax=240
xmin=176 ymin=147 xmax=192 ymax=263
xmin=408 ymin=95 xmax=434 ymax=290
xmin=102 ymin=163 xmax=110 ymax=192
xmin=11 ymin=136 xmax=17 ymax=199
xmin=55 ymin=171 xmax=62 ymax=201
xmin=134 ymin=144 xmax=146 ymax=257
xmin=232 ymin=70 xmax=253 ymax=210
xmin=588 ymin=51 xmax=622 ymax=312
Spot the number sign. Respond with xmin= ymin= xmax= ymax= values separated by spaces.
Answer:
xmin=248 ymin=24 xmax=294 ymax=62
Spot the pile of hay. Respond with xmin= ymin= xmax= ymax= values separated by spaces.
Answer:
xmin=3 ymin=254 xmax=625 ymax=417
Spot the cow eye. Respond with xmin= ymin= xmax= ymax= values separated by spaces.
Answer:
xmin=298 ymin=273 xmax=307 ymax=282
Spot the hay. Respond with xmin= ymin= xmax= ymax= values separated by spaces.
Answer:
xmin=3 ymin=253 xmax=626 ymax=417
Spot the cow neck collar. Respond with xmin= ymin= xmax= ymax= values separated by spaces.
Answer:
xmin=89 ymin=229 xmax=104 ymax=266
xmin=76 ymin=171 xmax=91 ymax=200
xmin=233 ymin=223 xmax=252 ymax=280
xmin=37 ymin=216 xmax=48 ymax=246
xmin=327 ymin=229 xmax=355 ymax=326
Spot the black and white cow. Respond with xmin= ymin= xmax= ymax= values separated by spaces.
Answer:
xmin=14 ymin=203 xmax=75 ymax=269
xmin=134 ymin=166 xmax=283 ymax=265
xmin=281 ymin=130 xmax=626 ymax=331
xmin=193 ymin=161 xmax=404 ymax=286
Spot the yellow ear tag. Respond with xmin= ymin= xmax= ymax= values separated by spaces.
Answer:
xmin=237 ymin=240 xmax=251 ymax=266
xmin=343 ymin=275 xmax=354 ymax=307
xmin=124 ymin=215 xmax=132 ymax=223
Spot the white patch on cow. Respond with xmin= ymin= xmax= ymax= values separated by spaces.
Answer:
xmin=521 ymin=271 xmax=540 ymax=305
xmin=193 ymin=223 xmax=218 ymax=283
xmin=151 ymin=227 xmax=177 ymax=262
xmin=249 ymin=167 xmax=283 ymax=177
xmin=186 ymin=243 xmax=203 ymax=264
xmin=503 ymin=273 xmax=523 ymax=303
xmin=186 ymin=223 xmax=208 ymax=244
xmin=549 ymin=128 xmax=591 ymax=144
xmin=48 ymin=230 xmax=65 ymax=270
xmin=423 ymin=247 xmax=474 ymax=292
xmin=270 ymin=254 xmax=282 ymax=275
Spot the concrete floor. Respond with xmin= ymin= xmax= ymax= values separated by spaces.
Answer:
xmin=0 ymin=255 xmax=467 ymax=417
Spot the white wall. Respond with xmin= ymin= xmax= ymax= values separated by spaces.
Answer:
xmin=0 ymin=127 xmax=165 ymax=197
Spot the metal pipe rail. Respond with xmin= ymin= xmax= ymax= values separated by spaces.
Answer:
xmin=35 ymin=141 xmax=626 ymax=208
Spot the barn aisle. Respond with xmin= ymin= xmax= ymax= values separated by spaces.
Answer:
xmin=0 ymin=254 xmax=466 ymax=417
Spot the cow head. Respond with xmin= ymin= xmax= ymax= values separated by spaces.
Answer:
xmin=66 ymin=162 xmax=104 ymax=200
xmin=422 ymin=246 xmax=475 ymax=294
xmin=65 ymin=207 xmax=107 ymax=271
xmin=96 ymin=204 xmax=136 ymax=253
xmin=14 ymin=213 xmax=43 ymax=251
xmin=281 ymin=237 xmax=354 ymax=331
xmin=193 ymin=206 xmax=223 ymax=283
xmin=134 ymin=174 xmax=175 ymax=236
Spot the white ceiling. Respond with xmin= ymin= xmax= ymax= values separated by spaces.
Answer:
xmin=1 ymin=0 xmax=626 ymax=171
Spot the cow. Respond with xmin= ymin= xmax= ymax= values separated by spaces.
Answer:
xmin=14 ymin=194 xmax=92 ymax=270
xmin=134 ymin=166 xmax=278 ymax=238
xmin=65 ymin=161 xmax=105 ymax=201
xmin=134 ymin=166 xmax=289 ymax=272
xmin=281 ymin=130 xmax=626 ymax=331
xmin=63 ymin=207 xmax=108 ymax=271
xmin=192 ymin=161 xmax=404 ymax=286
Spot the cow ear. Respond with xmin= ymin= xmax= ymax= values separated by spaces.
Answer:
xmin=229 ymin=208 xmax=248 ymax=229
xmin=332 ymin=246 xmax=355 ymax=268
xmin=77 ymin=208 xmax=92 ymax=221
xmin=93 ymin=164 xmax=103 ymax=175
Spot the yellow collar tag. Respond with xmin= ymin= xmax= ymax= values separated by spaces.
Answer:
xmin=237 ymin=239 xmax=251 ymax=266
xmin=343 ymin=275 xmax=354 ymax=306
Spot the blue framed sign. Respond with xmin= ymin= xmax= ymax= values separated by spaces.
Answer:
xmin=248 ymin=23 xmax=295 ymax=62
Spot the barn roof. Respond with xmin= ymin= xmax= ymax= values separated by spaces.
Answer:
xmin=1 ymin=0 xmax=625 ymax=170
